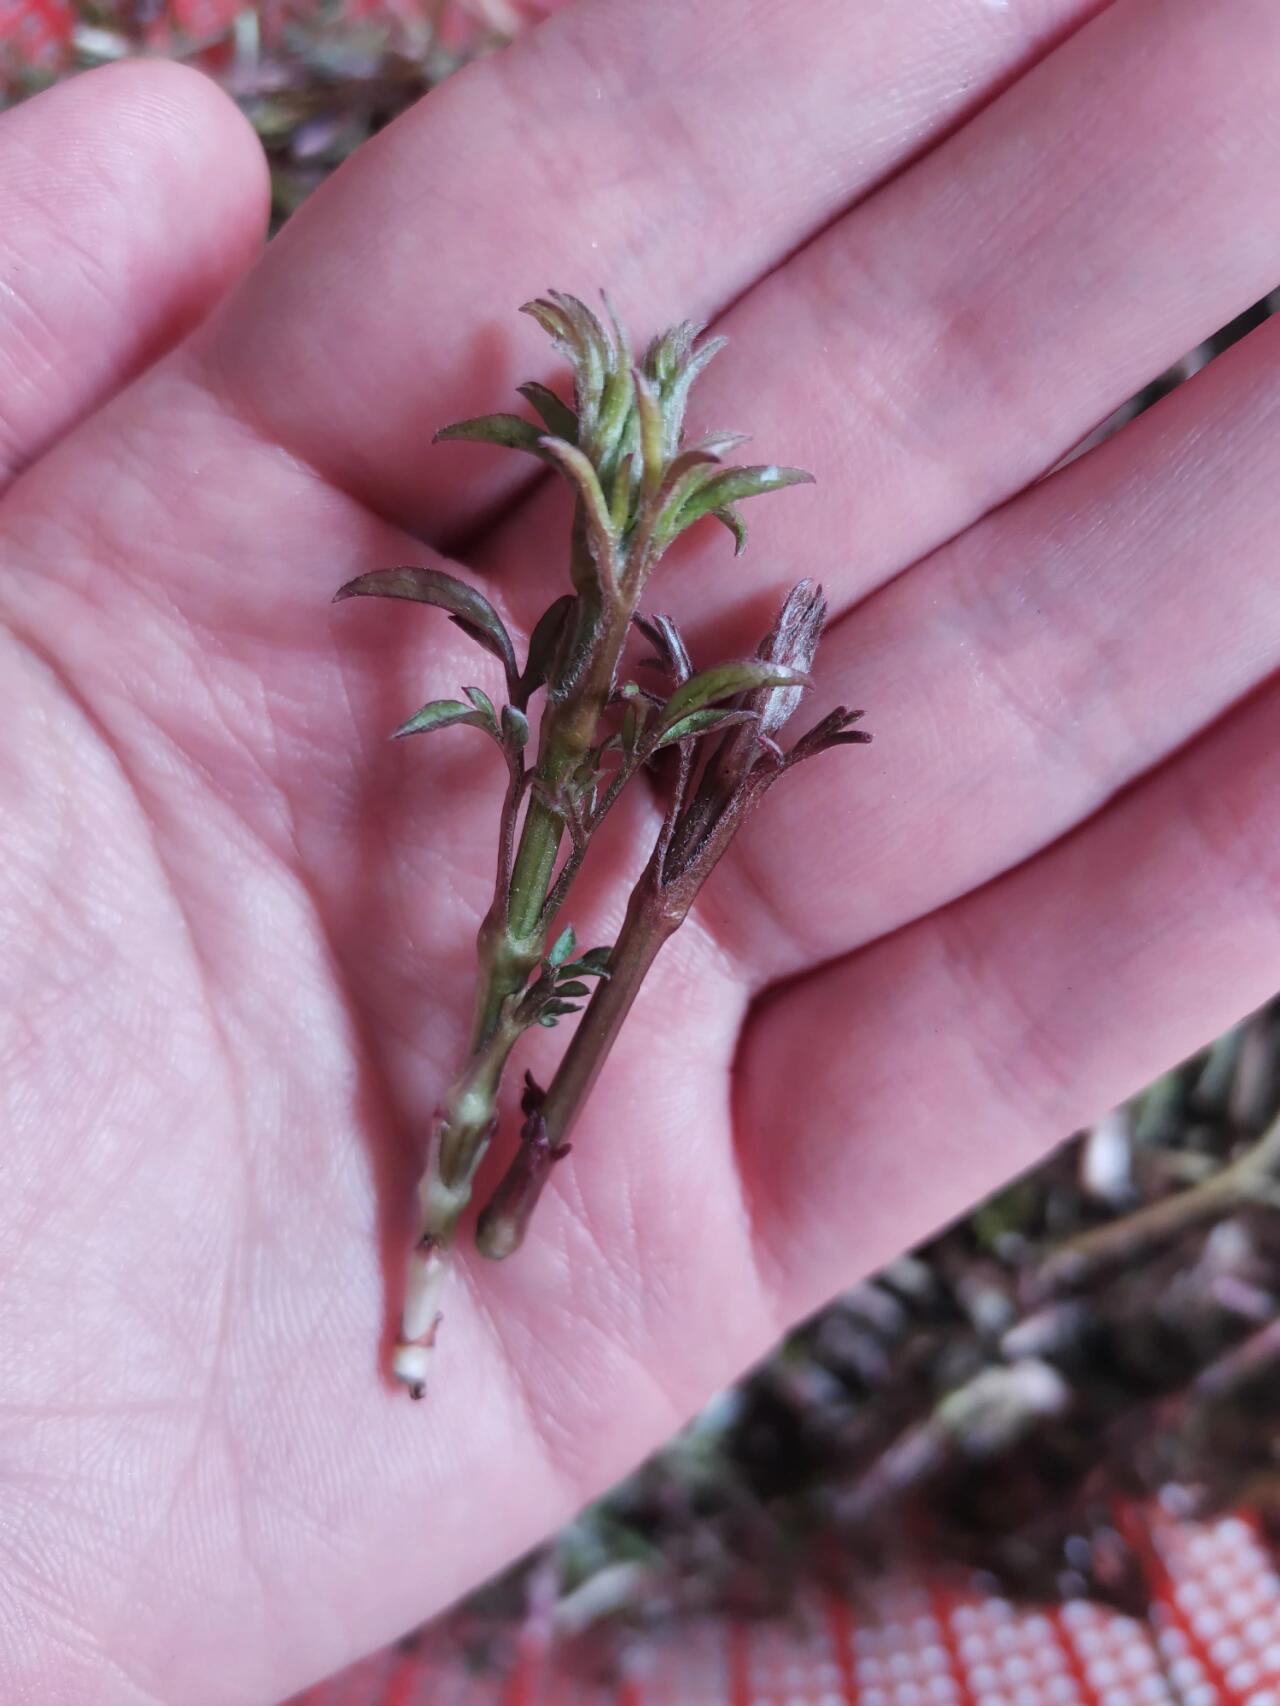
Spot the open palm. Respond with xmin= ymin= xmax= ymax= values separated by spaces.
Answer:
xmin=3 ymin=2 xmax=1279 ymax=1700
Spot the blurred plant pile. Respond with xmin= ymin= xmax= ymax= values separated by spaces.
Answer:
xmin=4 ymin=1 xmax=1279 ymax=1667
xmin=0 ymin=0 xmax=559 ymax=218
xmin=446 ymin=997 xmax=1280 ymax=1675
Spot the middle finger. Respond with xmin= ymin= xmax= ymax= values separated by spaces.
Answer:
xmin=473 ymin=0 xmax=1280 ymax=642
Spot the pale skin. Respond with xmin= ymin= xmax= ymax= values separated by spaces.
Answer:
xmin=1 ymin=0 xmax=1279 ymax=1698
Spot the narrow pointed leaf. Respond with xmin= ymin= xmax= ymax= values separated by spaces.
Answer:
xmin=520 ymin=299 xmax=575 ymax=368
xmin=712 ymin=504 xmax=748 ymax=556
xmin=539 ymin=438 xmax=617 ymax=589
xmin=333 ymin=566 xmax=519 ymax=693
xmin=654 ymin=334 xmax=728 ymax=456
xmin=550 ymin=291 xmax=611 ymax=371
xmin=434 ymin=413 xmax=552 ymax=460
xmin=653 ymin=707 xmax=759 ymax=750
xmin=543 ymin=292 xmax=607 ymax=435
xmin=631 ymin=448 xmax=724 ymax=568
xmin=690 ymin=430 xmax=750 ymax=459
xmin=596 ymin=361 xmax=636 ymax=469
xmin=643 ymin=321 xmax=697 ymax=389
xmin=519 ymin=594 xmax=576 ymax=706
xmin=391 ymin=699 xmax=493 ymax=741
xmin=632 ymin=368 xmax=666 ymax=496
xmin=560 ymin=946 xmax=612 ymax=978
xmin=548 ymin=925 xmax=577 ymax=967
xmin=553 ymin=981 xmax=591 ymax=999
xmin=673 ymin=464 xmax=814 ymax=534
xmin=464 ymin=684 xmax=498 ymax=727
xmin=516 ymin=382 xmax=579 ymax=442
xmin=609 ymin=453 xmax=635 ymax=534
xmin=601 ymin=290 xmax=633 ymax=371
xmin=660 ymin=659 xmax=812 ymax=730
xmin=659 ymin=445 xmax=723 ymax=497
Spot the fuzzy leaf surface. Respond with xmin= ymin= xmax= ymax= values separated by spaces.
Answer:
xmin=652 ymin=707 xmax=759 ymax=750
xmin=516 ymin=382 xmax=579 ymax=441
xmin=333 ymin=567 xmax=519 ymax=691
xmin=538 ymin=438 xmax=617 ymax=588
xmin=391 ymin=700 xmax=495 ymax=741
xmin=548 ymin=926 xmax=577 ymax=967
xmin=660 ymin=659 xmax=811 ymax=730
xmin=673 ymin=464 xmax=814 ymax=534
xmin=519 ymin=594 xmax=576 ymax=705
xmin=434 ymin=414 xmax=552 ymax=460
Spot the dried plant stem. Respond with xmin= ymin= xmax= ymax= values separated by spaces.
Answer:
xmin=475 ymin=582 xmax=870 ymax=1262
xmin=475 ymin=805 xmax=700 ymax=1260
xmin=1040 ymin=1110 xmax=1280 ymax=1295
xmin=541 ymin=883 xmax=680 ymax=1146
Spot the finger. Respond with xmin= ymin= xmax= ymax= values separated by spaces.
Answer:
xmin=473 ymin=0 xmax=1280 ymax=634
xmin=736 ymin=670 xmax=1280 ymax=1321
xmin=197 ymin=0 xmax=1109 ymax=538
xmin=705 ymin=305 xmax=1280 ymax=979
xmin=0 ymin=61 xmax=268 ymax=492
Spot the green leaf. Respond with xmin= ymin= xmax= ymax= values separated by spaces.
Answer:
xmin=434 ymin=413 xmax=552 ymax=459
xmin=391 ymin=699 xmax=493 ymax=741
xmin=658 ymin=445 xmax=723 ymax=499
xmin=544 ymin=1000 xmax=583 ymax=1018
xmin=501 ymin=705 xmax=530 ymax=751
xmin=712 ymin=504 xmax=748 ymax=556
xmin=652 ymin=707 xmax=758 ymax=750
xmin=519 ymin=594 xmax=576 ymax=705
xmin=560 ymin=946 xmax=612 ymax=978
xmin=643 ymin=326 xmax=727 ymax=458
xmin=609 ymin=453 xmax=635 ymax=534
xmin=673 ymin=465 xmax=814 ymax=535
xmin=548 ymin=925 xmax=577 ymax=967
xmin=539 ymin=438 xmax=617 ymax=589
xmin=553 ymin=981 xmax=591 ymax=999
xmin=596 ymin=296 xmax=638 ymax=472
xmin=525 ymin=293 xmax=608 ymax=441
xmin=517 ymin=382 xmax=579 ymax=442
xmin=596 ymin=365 xmax=635 ymax=473
xmin=464 ymin=685 xmax=498 ymax=728
xmin=643 ymin=320 xmax=697 ymax=390
xmin=333 ymin=566 xmax=519 ymax=693
xmin=689 ymin=430 xmax=750 ymax=459
xmin=632 ymin=368 xmax=665 ymax=496
xmin=660 ymin=659 xmax=812 ymax=730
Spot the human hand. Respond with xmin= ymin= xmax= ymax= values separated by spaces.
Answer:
xmin=2 ymin=3 xmax=1278 ymax=1700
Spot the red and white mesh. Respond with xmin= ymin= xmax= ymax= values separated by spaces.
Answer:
xmin=291 ymin=1514 xmax=1280 ymax=1706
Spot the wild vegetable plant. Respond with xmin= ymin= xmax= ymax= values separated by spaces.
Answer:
xmin=336 ymin=293 xmax=870 ymax=1397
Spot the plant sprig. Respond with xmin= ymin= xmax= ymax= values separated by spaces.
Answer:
xmin=335 ymin=290 xmax=868 ymax=1398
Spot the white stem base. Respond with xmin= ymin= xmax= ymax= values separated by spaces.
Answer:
xmin=393 ymin=1240 xmax=451 ymax=1399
